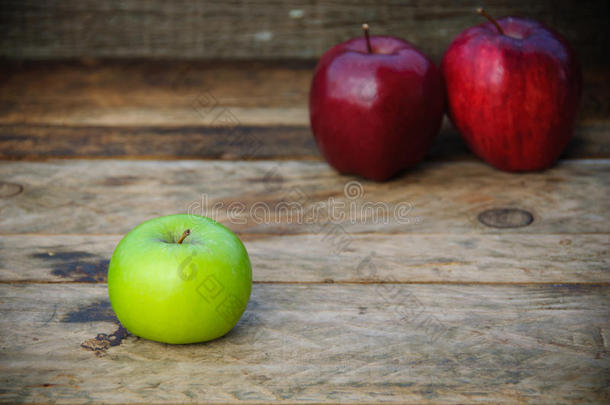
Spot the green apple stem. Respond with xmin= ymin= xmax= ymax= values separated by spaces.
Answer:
xmin=477 ymin=8 xmax=504 ymax=35
xmin=362 ymin=23 xmax=373 ymax=53
xmin=177 ymin=229 xmax=190 ymax=244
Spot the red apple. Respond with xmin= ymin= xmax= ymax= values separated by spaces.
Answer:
xmin=442 ymin=9 xmax=582 ymax=171
xmin=309 ymin=25 xmax=444 ymax=181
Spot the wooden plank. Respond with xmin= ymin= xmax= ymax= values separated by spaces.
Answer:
xmin=0 ymin=61 xmax=313 ymax=127
xmin=1 ymin=283 xmax=608 ymax=403
xmin=1 ymin=234 xmax=608 ymax=284
xmin=1 ymin=120 xmax=608 ymax=161
xmin=0 ymin=61 xmax=606 ymax=127
xmin=0 ymin=159 xmax=608 ymax=235
xmin=0 ymin=61 xmax=607 ymax=160
xmin=1 ymin=1 xmax=608 ymax=67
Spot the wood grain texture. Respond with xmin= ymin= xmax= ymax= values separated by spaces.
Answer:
xmin=0 ymin=124 xmax=319 ymax=160
xmin=1 ymin=0 xmax=608 ymax=67
xmin=0 ymin=61 xmax=313 ymax=126
xmin=2 ymin=121 xmax=609 ymax=161
xmin=1 ymin=234 xmax=608 ymax=284
xmin=1 ymin=283 xmax=608 ymax=403
xmin=0 ymin=17 xmax=607 ymax=401
xmin=0 ymin=61 xmax=608 ymax=160
xmin=0 ymin=61 xmax=606 ymax=126
xmin=0 ymin=159 xmax=608 ymax=235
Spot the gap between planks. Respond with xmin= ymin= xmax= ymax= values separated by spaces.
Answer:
xmin=1 ymin=280 xmax=610 ymax=286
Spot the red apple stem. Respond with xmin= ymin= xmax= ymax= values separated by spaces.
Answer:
xmin=477 ymin=8 xmax=505 ymax=35
xmin=177 ymin=229 xmax=190 ymax=244
xmin=362 ymin=23 xmax=373 ymax=54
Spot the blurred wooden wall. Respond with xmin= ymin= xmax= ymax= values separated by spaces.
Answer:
xmin=1 ymin=0 xmax=608 ymax=66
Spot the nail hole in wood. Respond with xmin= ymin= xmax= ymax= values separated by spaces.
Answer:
xmin=477 ymin=208 xmax=533 ymax=228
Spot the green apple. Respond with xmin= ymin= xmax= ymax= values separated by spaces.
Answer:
xmin=108 ymin=214 xmax=252 ymax=344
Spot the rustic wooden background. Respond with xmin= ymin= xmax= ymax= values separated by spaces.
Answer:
xmin=1 ymin=0 xmax=609 ymax=403
xmin=1 ymin=0 xmax=608 ymax=66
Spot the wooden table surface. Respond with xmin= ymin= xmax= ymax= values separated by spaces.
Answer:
xmin=0 ymin=61 xmax=609 ymax=403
